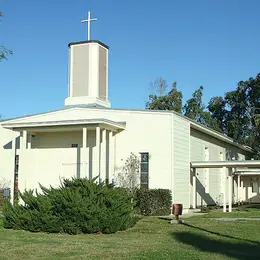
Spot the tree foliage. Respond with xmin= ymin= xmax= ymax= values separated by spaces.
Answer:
xmin=0 ymin=12 xmax=12 ymax=62
xmin=146 ymin=73 xmax=260 ymax=157
xmin=146 ymin=80 xmax=183 ymax=113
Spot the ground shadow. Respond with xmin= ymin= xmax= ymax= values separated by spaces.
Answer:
xmin=181 ymin=222 xmax=260 ymax=245
xmin=196 ymin=177 xmax=216 ymax=206
xmin=190 ymin=169 xmax=216 ymax=208
xmin=173 ymin=231 xmax=260 ymax=260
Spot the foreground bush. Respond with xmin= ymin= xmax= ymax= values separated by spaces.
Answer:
xmin=135 ymin=188 xmax=172 ymax=216
xmin=3 ymin=178 xmax=139 ymax=234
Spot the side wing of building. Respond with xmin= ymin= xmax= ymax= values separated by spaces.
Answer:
xmin=190 ymin=127 xmax=250 ymax=207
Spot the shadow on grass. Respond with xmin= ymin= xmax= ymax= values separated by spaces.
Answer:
xmin=182 ymin=222 xmax=260 ymax=245
xmin=172 ymin=222 xmax=260 ymax=260
xmin=173 ymin=231 xmax=260 ymax=260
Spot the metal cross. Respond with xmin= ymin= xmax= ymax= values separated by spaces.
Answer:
xmin=81 ymin=11 xmax=97 ymax=41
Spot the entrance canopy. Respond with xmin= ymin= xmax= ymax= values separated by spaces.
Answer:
xmin=190 ymin=160 xmax=260 ymax=213
xmin=1 ymin=118 xmax=126 ymax=133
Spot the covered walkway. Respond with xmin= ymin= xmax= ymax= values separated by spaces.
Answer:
xmin=190 ymin=160 xmax=260 ymax=212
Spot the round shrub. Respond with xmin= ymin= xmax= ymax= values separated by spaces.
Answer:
xmin=3 ymin=177 xmax=139 ymax=234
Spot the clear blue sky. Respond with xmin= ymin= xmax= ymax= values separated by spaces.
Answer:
xmin=1 ymin=0 xmax=260 ymax=119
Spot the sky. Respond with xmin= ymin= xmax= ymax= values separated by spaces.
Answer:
xmin=1 ymin=0 xmax=260 ymax=119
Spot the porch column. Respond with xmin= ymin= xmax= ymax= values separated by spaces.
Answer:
xmin=228 ymin=168 xmax=233 ymax=212
xmin=193 ymin=168 xmax=197 ymax=209
xmin=27 ymin=133 xmax=31 ymax=149
xmin=82 ymin=127 xmax=87 ymax=178
xmin=223 ymin=166 xmax=227 ymax=212
xmin=241 ymin=177 xmax=244 ymax=203
xmin=22 ymin=130 xmax=27 ymax=150
xmin=237 ymin=174 xmax=241 ymax=205
xmin=109 ymin=131 xmax=115 ymax=184
xmin=100 ymin=129 xmax=107 ymax=183
xmin=96 ymin=126 xmax=101 ymax=182
xmin=11 ymin=137 xmax=17 ymax=204
xmin=19 ymin=130 xmax=27 ymax=193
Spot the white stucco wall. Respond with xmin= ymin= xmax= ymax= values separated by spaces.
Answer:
xmin=0 ymin=124 xmax=19 ymax=200
xmin=1 ymin=108 xmax=174 ymax=201
xmin=1 ymin=107 xmax=255 ymax=208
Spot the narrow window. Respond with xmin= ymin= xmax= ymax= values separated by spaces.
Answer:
xmin=140 ymin=152 xmax=149 ymax=189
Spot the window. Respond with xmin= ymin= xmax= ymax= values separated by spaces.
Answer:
xmin=140 ymin=152 xmax=149 ymax=189
xmin=71 ymin=144 xmax=78 ymax=148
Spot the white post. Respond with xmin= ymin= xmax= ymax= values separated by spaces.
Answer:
xmin=223 ymin=166 xmax=227 ymax=212
xmin=241 ymin=178 xmax=244 ymax=203
xmin=193 ymin=168 xmax=197 ymax=209
xmin=27 ymin=133 xmax=31 ymax=149
xmin=96 ymin=126 xmax=100 ymax=181
xmin=82 ymin=127 xmax=87 ymax=178
xmin=22 ymin=130 xmax=27 ymax=150
xmin=237 ymin=174 xmax=241 ymax=205
xmin=109 ymin=131 xmax=114 ymax=183
xmin=19 ymin=130 xmax=27 ymax=194
xmin=228 ymin=168 xmax=233 ymax=212
xmin=10 ymin=137 xmax=17 ymax=204
xmin=101 ymin=129 xmax=107 ymax=183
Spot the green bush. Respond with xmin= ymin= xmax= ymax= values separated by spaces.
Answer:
xmin=134 ymin=188 xmax=172 ymax=216
xmin=3 ymin=178 xmax=139 ymax=234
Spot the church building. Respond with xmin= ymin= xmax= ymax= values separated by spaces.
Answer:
xmin=1 ymin=13 xmax=260 ymax=213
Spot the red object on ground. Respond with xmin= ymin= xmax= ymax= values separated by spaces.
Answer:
xmin=172 ymin=204 xmax=183 ymax=216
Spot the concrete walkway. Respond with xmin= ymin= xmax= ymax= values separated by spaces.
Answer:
xmin=214 ymin=218 xmax=260 ymax=221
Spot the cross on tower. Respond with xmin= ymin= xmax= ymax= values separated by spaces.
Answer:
xmin=81 ymin=11 xmax=97 ymax=41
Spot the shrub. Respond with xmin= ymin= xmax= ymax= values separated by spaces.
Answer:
xmin=134 ymin=188 xmax=172 ymax=216
xmin=0 ymin=177 xmax=10 ymax=210
xmin=3 ymin=177 xmax=139 ymax=234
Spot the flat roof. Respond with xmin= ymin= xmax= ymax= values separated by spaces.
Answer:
xmin=68 ymin=40 xmax=109 ymax=49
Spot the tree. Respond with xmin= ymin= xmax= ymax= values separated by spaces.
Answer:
xmin=207 ymin=96 xmax=227 ymax=133
xmin=149 ymin=77 xmax=168 ymax=97
xmin=0 ymin=12 xmax=12 ymax=62
xmin=183 ymin=85 xmax=211 ymax=126
xmin=207 ymin=73 xmax=260 ymax=157
xmin=146 ymin=81 xmax=183 ymax=113
xmin=116 ymin=153 xmax=140 ymax=193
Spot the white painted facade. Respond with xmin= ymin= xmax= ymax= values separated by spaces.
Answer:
xmin=0 ymin=107 xmax=254 ymax=211
xmin=0 ymin=39 xmax=257 ymax=212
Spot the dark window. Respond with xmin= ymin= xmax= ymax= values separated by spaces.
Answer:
xmin=140 ymin=152 xmax=149 ymax=189
xmin=71 ymin=144 xmax=78 ymax=148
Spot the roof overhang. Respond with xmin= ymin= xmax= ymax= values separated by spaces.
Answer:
xmin=190 ymin=122 xmax=253 ymax=154
xmin=1 ymin=118 xmax=126 ymax=132
xmin=191 ymin=160 xmax=260 ymax=169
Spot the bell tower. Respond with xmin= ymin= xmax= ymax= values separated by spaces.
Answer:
xmin=65 ymin=11 xmax=111 ymax=108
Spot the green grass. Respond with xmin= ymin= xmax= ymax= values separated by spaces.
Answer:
xmin=1 ymin=210 xmax=260 ymax=260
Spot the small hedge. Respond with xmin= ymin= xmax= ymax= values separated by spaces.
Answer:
xmin=3 ymin=178 xmax=139 ymax=234
xmin=134 ymin=188 xmax=172 ymax=216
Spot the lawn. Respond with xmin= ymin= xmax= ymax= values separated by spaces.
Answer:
xmin=1 ymin=210 xmax=260 ymax=260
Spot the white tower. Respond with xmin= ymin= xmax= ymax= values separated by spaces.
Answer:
xmin=65 ymin=40 xmax=110 ymax=108
xmin=65 ymin=12 xmax=110 ymax=108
